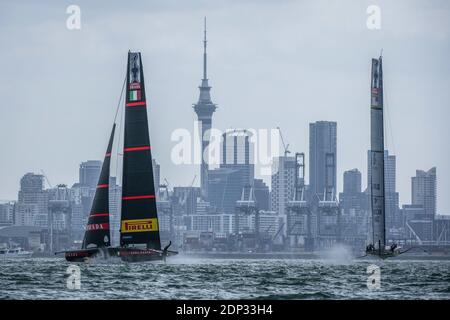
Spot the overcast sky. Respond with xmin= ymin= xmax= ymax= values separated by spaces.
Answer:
xmin=0 ymin=0 xmax=449 ymax=213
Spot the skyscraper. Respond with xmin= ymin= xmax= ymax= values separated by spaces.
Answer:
xmin=343 ymin=169 xmax=361 ymax=194
xmin=309 ymin=121 xmax=337 ymax=200
xmin=76 ymin=160 xmax=102 ymax=232
xmin=270 ymin=156 xmax=296 ymax=215
xmin=15 ymin=173 xmax=48 ymax=227
xmin=0 ymin=202 xmax=14 ymax=226
xmin=254 ymin=179 xmax=270 ymax=211
xmin=152 ymin=158 xmax=160 ymax=196
xmin=221 ymin=129 xmax=254 ymax=185
xmin=208 ymin=130 xmax=254 ymax=214
xmin=339 ymin=169 xmax=369 ymax=240
xmin=339 ymin=169 xmax=365 ymax=215
xmin=68 ymin=186 xmax=85 ymax=242
xmin=193 ymin=18 xmax=217 ymax=199
xmin=208 ymin=167 xmax=245 ymax=215
xmin=109 ymin=176 xmax=122 ymax=246
xmin=412 ymin=167 xmax=437 ymax=217
xmin=79 ymin=160 xmax=102 ymax=189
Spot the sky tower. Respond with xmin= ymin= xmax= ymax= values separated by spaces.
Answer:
xmin=193 ymin=17 xmax=217 ymax=199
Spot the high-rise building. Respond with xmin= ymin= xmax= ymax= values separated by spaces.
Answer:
xmin=0 ymin=202 xmax=14 ymax=226
xmin=47 ymin=184 xmax=71 ymax=252
xmin=339 ymin=169 xmax=365 ymax=215
xmin=208 ymin=167 xmax=245 ymax=215
xmin=68 ymin=186 xmax=85 ymax=242
xmin=74 ymin=160 xmax=102 ymax=233
xmin=254 ymin=179 xmax=270 ymax=211
xmin=152 ymin=159 xmax=160 ymax=197
xmin=309 ymin=121 xmax=337 ymax=199
xmin=412 ymin=167 xmax=437 ymax=217
xmin=338 ymin=169 xmax=369 ymax=241
xmin=221 ymin=129 xmax=254 ymax=185
xmin=109 ymin=176 xmax=122 ymax=246
xmin=48 ymin=185 xmax=71 ymax=232
xmin=173 ymin=187 xmax=201 ymax=216
xmin=270 ymin=156 xmax=296 ymax=215
xmin=70 ymin=182 xmax=95 ymax=235
xmin=15 ymin=173 xmax=48 ymax=227
xmin=193 ymin=18 xmax=217 ymax=199
xmin=79 ymin=160 xmax=102 ymax=189
xmin=208 ymin=130 xmax=255 ymax=215
xmin=343 ymin=168 xmax=361 ymax=194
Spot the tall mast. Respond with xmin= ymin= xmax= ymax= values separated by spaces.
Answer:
xmin=370 ymin=55 xmax=386 ymax=251
xmin=120 ymin=52 xmax=161 ymax=250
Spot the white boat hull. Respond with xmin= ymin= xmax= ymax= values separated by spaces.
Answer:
xmin=0 ymin=249 xmax=33 ymax=259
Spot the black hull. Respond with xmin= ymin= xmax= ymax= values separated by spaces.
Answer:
xmin=64 ymin=247 xmax=118 ymax=262
xmin=63 ymin=246 xmax=177 ymax=263
xmin=365 ymin=250 xmax=398 ymax=260
xmin=117 ymin=247 xmax=168 ymax=262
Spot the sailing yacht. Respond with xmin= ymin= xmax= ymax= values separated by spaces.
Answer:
xmin=0 ymin=247 xmax=33 ymax=259
xmin=61 ymin=52 xmax=177 ymax=262
xmin=365 ymin=55 xmax=404 ymax=259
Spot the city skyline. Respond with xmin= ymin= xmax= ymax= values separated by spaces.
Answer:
xmin=0 ymin=1 xmax=449 ymax=214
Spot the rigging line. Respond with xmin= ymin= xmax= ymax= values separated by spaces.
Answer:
xmin=383 ymin=75 xmax=396 ymax=156
xmin=113 ymin=73 xmax=127 ymax=124
xmin=386 ymin=98 xmax=396 ymax=156
xmin=115 ymin=92 xmax=125 ymax=185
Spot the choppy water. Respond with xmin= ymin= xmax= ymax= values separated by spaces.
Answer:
xmin=1 ymin=256 xmax=450 ymax=299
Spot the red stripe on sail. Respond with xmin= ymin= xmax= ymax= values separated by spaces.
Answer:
xmin=122 ymin=195 xmax=155 ymax=201
xmin=105 ymin=153 xmax=111 ymax=157
xmin=126 ymin=101 xmax=146 ymax=107
xmin=97 ymin=184 xmax=109 ymax=188
xmin=86 ymin=223 xmax=109 ymax=231
xmin=124 ymin=146 xmax=151 ymax=152
xmin=89 ymin=213 xmax=110 ymax=218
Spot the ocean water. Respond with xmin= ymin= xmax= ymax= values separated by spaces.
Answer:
xmin=1 ymin=256 xmax=450 ymax=299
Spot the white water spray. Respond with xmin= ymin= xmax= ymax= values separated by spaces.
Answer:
xmin=319 ymin=244 xmax=355 ymax=265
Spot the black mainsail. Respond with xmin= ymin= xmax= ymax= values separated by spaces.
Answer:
xmin=82 ymin=124 xmax=116 ymax=249
xmin=62 ymin=51 xmax=176 ymax=262
xmin=120 ymin=52 xmax=161 ymax=250
xmin=364 ymin=55 xmax=407 ymax=259
xmin=369 ymin=56 xmax=386 ymax=252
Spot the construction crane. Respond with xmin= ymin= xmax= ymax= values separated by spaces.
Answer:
xmin=276 ymin=127 xmax=290 ymax=157
xmin=41 ymin=170 xmax=53 ymax=188
xmin=190 ymin=175 xmax=197 ymax=188
xmin=163 ymin=178 xmax=170 ymax=189
xmin=158 ymin=178 xmax=171 ymax=201
xmin=180 ymin=175 xmax=197 ymax=206
xmin=273 ymin=222 xmax=285 ymax=241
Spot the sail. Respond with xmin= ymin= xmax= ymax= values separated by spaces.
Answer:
xmin=120 ymin=52 xmax=161 ymax=250
xmin=82 ymin=124 xmax=116 ymax=249
xmin=370 ymin=56 xmax=386 ymax=251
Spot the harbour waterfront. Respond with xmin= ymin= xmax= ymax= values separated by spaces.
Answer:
xmin=1 ymin=257 xmax=449 ymax=299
